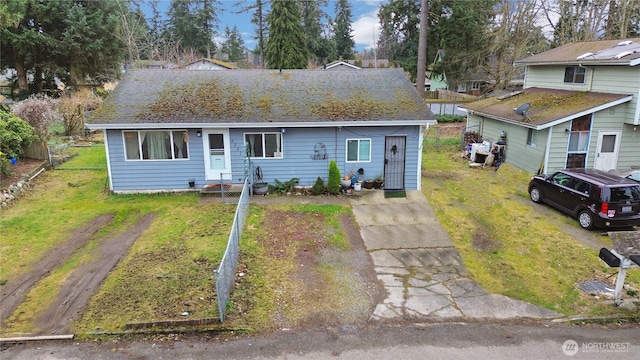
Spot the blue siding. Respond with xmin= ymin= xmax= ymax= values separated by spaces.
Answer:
xmin=107 ymin=125 xmax=422 ymax=192
xmin=106 ymin=129 xmax=206 ymax=191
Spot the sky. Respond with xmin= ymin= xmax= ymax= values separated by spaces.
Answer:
xmin=148 ymin=0 xmax=384 ymax=52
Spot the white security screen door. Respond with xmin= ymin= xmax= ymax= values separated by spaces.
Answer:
xmin=593 ymin=131 xmax=621 ymax=172
xmin=203 ymin=130 xmax=232 ymax=180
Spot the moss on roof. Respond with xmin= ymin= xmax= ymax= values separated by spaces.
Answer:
xmin=463 ymin=87 xmax=630 ymax=125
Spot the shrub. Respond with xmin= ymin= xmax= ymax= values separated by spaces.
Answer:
xmin=11 ymin=94 xmax=60 ymax=141
xmin=311 ymin=176 xmax=325 ymax=195
xmin=328 ymin=160 xmax=340 ymax=195
xmin=0 ymin=112 xmax=37 ymax=175
xmin=271 ymin=178 xmax=299 ymax=194
xmin=435 ymin=114 xmax=466 ymax=123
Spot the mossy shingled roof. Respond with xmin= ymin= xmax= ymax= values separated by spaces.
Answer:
xmin=88 ymin=69 xmax=434 ymax=126
xmin=461 ymin=87 xmax=631 ymax=127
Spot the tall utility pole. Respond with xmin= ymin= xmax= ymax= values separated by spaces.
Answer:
xmin=416 ymin=0 xmax=429 ymax=98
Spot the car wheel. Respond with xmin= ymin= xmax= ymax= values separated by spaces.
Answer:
xmin=529 ymin=187 xmax=543 ymax=203
xmin=578 ymin=210 xmax=594 ymax=230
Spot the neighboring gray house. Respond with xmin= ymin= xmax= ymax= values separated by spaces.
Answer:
xmin=87 ymin=69 xmax=435 ymax=193
xmin=461 ymin=38 xmax=640 ymax=174
xmin=319 ymin=60 xmax=361 ymax=70
xmin=183 ymin=58 xmax=238 ymax=70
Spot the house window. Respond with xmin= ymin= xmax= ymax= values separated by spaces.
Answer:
xmin=245 ymin=132 xmax=283 ymax=158
xmin=457 ymin=83 xmax=467 ymax=92
xmin=346 ymin=139 xmax=371 ymax=162
xmin=123 ymin=130 xmax=189 ymax=160
xmin=563 ymin=66 xmax=586 ymax=84
xmin=526 ymin=129 xmax=537 ymax=147
xmin=471 ymin=82 xmax=481 ymax=91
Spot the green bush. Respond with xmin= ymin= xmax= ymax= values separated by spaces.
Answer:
xmin=311 ymin=177 xmax=325 ymax=195
xmin=0 ymin=112 xmax=37 ymax=175
xmin=435 ymin=114 xmax=466 ymax=123
xmin=328 ymin=160 xmax=340 ymax=195
xmin=270 ymin=178 xmax=299 ymax=194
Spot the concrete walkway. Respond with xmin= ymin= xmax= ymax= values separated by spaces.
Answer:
xmin=349 ymin=190 xmax=561 ymax=322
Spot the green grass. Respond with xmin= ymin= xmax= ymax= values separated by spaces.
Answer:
xmin=0 ymin=145 xmax=236 ymax=334
xmin=421 ymin=134 xmax=639 ymax=316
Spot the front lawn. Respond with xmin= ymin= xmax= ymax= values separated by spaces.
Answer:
xmin=421 ymin=129 xmax=639 ymax=316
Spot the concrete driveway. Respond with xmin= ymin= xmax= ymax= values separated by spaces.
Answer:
xmin=349 ymin=190 xmax=561 ymax=321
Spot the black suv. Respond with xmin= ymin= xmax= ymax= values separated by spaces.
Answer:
xmin=528 ymin=168 xmax=640 ymax=230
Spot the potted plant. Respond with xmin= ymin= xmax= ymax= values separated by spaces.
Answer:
xmin=340 ymin=168 xmax=354 ymax=188
xmin=253 ymin=166 xmax=269 ymax=195
xmin=363 ymin=179 xmax=374 ymax=189
xmin=373 ymin=174 xmax=383 ymax=189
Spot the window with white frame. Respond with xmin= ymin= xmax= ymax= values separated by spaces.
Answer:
xmin=123 ymin=130 xmax=189 ymax=160
xmin=563 ymin=66 xmax=586 ymax=84
xmin=526 ymin=128 xmax=537 ymax=147
xmin=471 ymin=82 xmax=481 ymax=90
xmin=346 ymin=139 xmax=371 ymax=162
xmin=245 ymin=132 xmax=283 ymax=158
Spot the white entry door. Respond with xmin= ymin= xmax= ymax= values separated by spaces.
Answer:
xmin=202 ymin=129 xmax=232 ymax=180
xmin=593 ymin=130 xmax=621 ymax=172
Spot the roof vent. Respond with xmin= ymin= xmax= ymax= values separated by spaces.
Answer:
xmin=618 ymin=40 xmax=633 ymax=46
xmin=615 ymin=51 xmax=634 ymax=59
xmin=576 ymin=52 xmax=594 ymax=60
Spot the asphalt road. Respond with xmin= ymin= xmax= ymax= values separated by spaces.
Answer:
xmin=2 ymin=322 xmax=638 ymax=359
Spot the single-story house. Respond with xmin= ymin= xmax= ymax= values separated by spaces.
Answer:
xmin=87 ymin=69 xmax=435 ymax=193
xmin=319 ymin=60 xmax=361 ymax=70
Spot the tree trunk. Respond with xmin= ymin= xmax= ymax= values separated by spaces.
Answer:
xmin=416 ymin=0 xmax=429 ymax=98
xmin=14 ymin=54 xmax=28 ymax=92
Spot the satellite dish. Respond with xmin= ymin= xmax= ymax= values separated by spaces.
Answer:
xmin=514 ymin=102 xmax=531 ymax=116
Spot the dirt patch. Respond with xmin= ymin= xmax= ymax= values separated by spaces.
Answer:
xmin=0 ymin=158 xmax=47 ymax=190
xmin=0 ymin=213 xmax=115 ymax=325
xmin=236 ymin=206 xmax=383 ymax=330
xmin=33 ymin=213 xmax=156 ymax=335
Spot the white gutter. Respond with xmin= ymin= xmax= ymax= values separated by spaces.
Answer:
xmin=103 ymin=129 xmax=114 ymax=191
xmin=86 ymin=120 xmax=433 ymax=130
xmin=635 ymin=85 xmax=640 ymax=125
xmin=543 ymin=126 xmax=553 ymax=175
xmin=463 ymin=95 xmax=633 ymax=131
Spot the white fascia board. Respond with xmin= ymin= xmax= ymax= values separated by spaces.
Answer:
xmin=87 ymin=120 xmax=433 ymax=130
xmin=463 ymin=95 xmax=633 ymax=131
xmin=534 ymin=95 xmax=633 ymax=130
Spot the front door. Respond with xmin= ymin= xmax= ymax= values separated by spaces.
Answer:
xmin=203 ymin=129 xmax=232 ymax=180
xmin=384 ymin=136 xmax=406 ymax=190
xmin=593 ymin=131 xmax=621 ymax=172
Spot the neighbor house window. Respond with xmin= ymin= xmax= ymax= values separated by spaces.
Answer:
xmin=346 ymin=139 xmax=371 ymax=162
xmin=245 ymin=132 xmax=283 ymax=158
xmin=471 ymin=82 xmax=481 ymax=91
xmin=526 ymin=129 xmax=537 ymax=147
xmin=564 ymin=66 xmax=586 ymax=84
xmin=123 ymin=130 xmax=189 ymax=160
xmin=566 ymin=116 xmax=591 ymax=168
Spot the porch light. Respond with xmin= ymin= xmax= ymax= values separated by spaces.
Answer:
xmin=196 ymin=130 xmax=202 ymax=137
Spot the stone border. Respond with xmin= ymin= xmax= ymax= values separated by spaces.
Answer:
xmin=1 ymin=161 xmax=48 ymax=210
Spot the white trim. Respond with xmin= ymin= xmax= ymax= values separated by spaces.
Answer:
xmin=122 ymin=129 xmax=190 ymax=161
xmin=243 ymin=131 xmax=284 ymax=159
xmin=635 ymin=85 xmax=640 ymax=125
xmin=86 ymin=120 xmax=432 ymax=130
xmin=417 ymin=127 xmax=424 ymax=191
xmin=103 ymin=129 xmax=114 ymax=191
xmin=543 ymin=127 xmax=553 ymax=174
xmin=460 ymin=95 xmax=633 ymax=130
xmin=345 ymin=138 xmax=372 ymax=163
xmin=202 ymin=129 xmax=232 ymax=180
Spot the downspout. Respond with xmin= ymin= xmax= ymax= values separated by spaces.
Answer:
xmin=578 ymin=64 xmax=594 ymax=92
xmin=103 ymin=129 xmax=114 ymax=191
xmin=635 ymin=83 xmax=640 ymax=125
xmin=543 ymin=127 xmax=553 ymax=175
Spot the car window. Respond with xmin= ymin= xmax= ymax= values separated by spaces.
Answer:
xmin=570 ymin=179 xmax=590 ymax=194
xmin=627 ymin=172 xmax=640 ymax=182
xmin=609 ymin=186 xmax=640 ymax=202
xmin=551 ymin=173 xmax=572 ymax=186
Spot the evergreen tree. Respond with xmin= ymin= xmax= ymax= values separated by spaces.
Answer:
xmin=220 ymin=25 xmax=246 ymax=62
xmin=300 ymin=0 xmax=333 ymax=64
xmin=378 ymin=0 xmax=422 ymax=77
xmin=333 ymin=0 xmax=355 ymax=60
xmin=166 ymin=0 xmax=219 ymax=58
xmin=233 ymin=0 xmax=267 ymax=68
xmin=265 ymin=0 xmax=308 ymax=69
xmin=1 ymin=0 xmax=126 ymax=94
